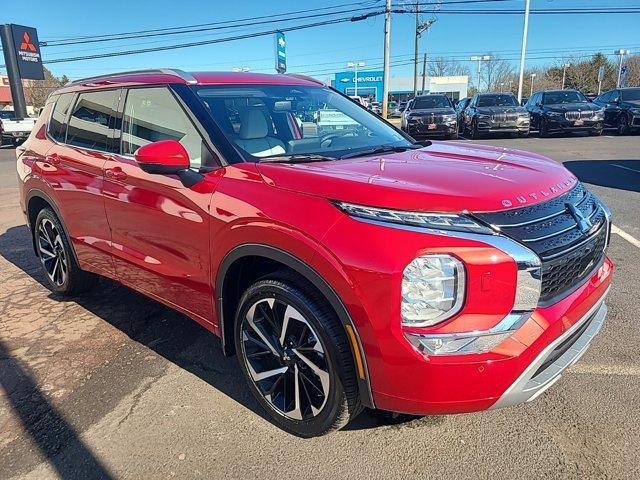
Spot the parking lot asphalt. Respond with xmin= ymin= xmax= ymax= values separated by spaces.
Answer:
xmin=0 ymin=135 xmax=639 ymax=480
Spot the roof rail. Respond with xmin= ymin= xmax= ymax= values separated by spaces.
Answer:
xmin=284 ymin=73 xmax=324 ymax=86
xmin=68 ymin=68 xmax=198 ymax=86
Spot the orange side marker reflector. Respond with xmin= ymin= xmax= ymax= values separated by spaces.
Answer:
xmin=344 ymin=324 xmax=366 ymax=380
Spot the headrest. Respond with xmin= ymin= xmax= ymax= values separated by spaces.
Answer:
xmin=239 ymin=108 xmax=269 ymax=139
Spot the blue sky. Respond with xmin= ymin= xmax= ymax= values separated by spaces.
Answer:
xmin=2 ymin=0 xmax=639 ymax=84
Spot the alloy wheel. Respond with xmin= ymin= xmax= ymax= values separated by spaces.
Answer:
xmin=37 ymin=218 xmax=68 ymax=287
xmin=240 ymin=297 xmax=330 ymax=421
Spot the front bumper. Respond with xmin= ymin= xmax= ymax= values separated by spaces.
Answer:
xmin=2 ymin=131 xmax=30 ymax=141
xmin=547 ymin=117 xmax=602 ymax=132
xmin=406 ymin=122 xmax=457 ymax=137
xmin=371 ymin=257 xmax=613 ymax=415
xmin=477 ymin=118 xmax=530 ymax=134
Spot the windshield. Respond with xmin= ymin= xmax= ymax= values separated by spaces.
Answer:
xmin=412 ymin=96 xmax=451 ymax=109
xmin=0 ymin=111 xmax=16 ymax=120
xmin=477 ymin=94 xmax=518 ymax=107
xmin=621 ymin=88 xmax=640 ymax=101
xmin=194 ymin=84 xmax=410 ymax=160
xmin=543 ymin=91 xmax=587 ymax=105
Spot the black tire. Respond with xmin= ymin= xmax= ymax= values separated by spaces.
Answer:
xmin=618 ymin=114 xmax=631 ymax=135
xmin=590 ymin=129 xmax=603 ymax=136
xmin=518 ymin=130 xmax=530 ymax=138
xmin=539 ymin=117 xmax=550 ymax=138
xmin=234 ymin=272 xmax=362 ymax=437
xmin=34 ymin=208 xmax=97 ymax=295
xmin=446 ymin=132 xmax=459 ymax=140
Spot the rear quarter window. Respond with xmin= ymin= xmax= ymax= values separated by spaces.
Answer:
xmin=47 ymin=93 xmax=74 ymax=143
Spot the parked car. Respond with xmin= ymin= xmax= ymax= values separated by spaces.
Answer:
xmin=462 ymin=93 xmax=530 ymax=139
xmin=369 ymin=101 xmax=381 ymax=115
xmin=400 ymin=94 xmax=458 ymax=139
xmin=388 ymin=101 xmax=402 ymax=117
xmin=454 ymin=97 xmax=471 ymax=133
xmin=0 ymin=110 xmax=37 ymax=146
xmin=17 ymin=69 xmax=613 ymax=437
xmin=593 ymin=87 xmax=640 ymax=135
xmin=525 ymin=90 xmax=604 ymax=137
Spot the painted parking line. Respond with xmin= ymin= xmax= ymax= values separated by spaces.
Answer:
xmin=567 ymin=362 xmax=640 ymax=377
xmin=612 ymin=225 xmax=640 ymax=249
xmin=611 ymin=163 xmax=640 ymax=174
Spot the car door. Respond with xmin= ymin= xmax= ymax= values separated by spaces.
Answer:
xmin=606 ymin=90 xmax=622 ymax=127
xmin=527 ymin=93 xmax=541 ymax=129
xmin=102 ymin=86 xmax=221 ymax=324
xmin=42 ymin=90 xmax=119 ymax=277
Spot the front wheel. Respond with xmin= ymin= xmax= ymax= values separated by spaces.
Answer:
xmin=234 ymin=274 xmax=361 ymax=437
xmin=539 ymin=117 xmax=550 ymax=138
xmin=470 ymin=119 xmax=481 ymax=139
xmin=618 ymin=115 xmax=631 ymax=135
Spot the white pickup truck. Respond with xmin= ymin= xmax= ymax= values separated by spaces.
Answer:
xmin=0 ymin=110 xmax=37 ymax=146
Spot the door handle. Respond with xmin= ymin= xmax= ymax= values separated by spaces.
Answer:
xmin=45 ymin=153 xmax=61 ymax=165
xmin=105 ymin=167 xmax=127 ymax=181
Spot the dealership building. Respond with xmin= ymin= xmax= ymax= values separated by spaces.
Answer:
xmin=332 ymin=70 xmax=469 ymax=103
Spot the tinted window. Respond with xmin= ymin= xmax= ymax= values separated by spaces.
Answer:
xmin=121 ymin=87 xmax=211 ymax=168
xmin=621 ymin=88 xmax=640 ymax=101
xmin=595 ymin=91 xmax=610 ymax=104
xmin=477 ymin=94 xmax=518 ymax=107
xmin=542 ymin=91 xmax=587 ymax=105
xmin=48 ymin=93 xmax=74 ymax=142
xmin=66 ymin=90 xmax=118 ymax=151
xmin=412 ymin=96 xmax=452 ymax=109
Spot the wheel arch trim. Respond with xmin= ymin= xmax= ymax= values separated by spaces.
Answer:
xmin=215 ymin=243 xmax=375 ymax=408
xmin=25 ymin=188 xmax=80 ymax=266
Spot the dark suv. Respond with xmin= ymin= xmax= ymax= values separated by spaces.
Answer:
xmin=400 ymin=94 xmax=458 ymax=139
xmin=462 ymin=93 xmax=530 ymax=138
xmin=592 ymin=87 xmax=640 ymax=135
xmin=526 ymin=90 xmax=604 ymax=137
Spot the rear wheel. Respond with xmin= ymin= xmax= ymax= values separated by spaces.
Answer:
xmin=34 ymin=208 xmax=97 ymax=295
xmin=234 ymin=274 xmax=361 ymax=437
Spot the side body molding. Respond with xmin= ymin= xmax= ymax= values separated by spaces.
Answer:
xmin=215 ymin=244 xmax=375 ymax=408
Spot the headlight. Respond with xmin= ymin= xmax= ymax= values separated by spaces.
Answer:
xmin=547 ymin=111 xmax=563 ymax=117
xmin=478 ymin=114 xmax=491 ymax=120
xmin=335 ymin=202 xmax=494 ymax=234
xmin=443 ymin=114 xmax=457 ymax=122
xmin=631 ymin=108 xmax=640 ymax=115
xmin=401 ymin=254 xmax=465 ymax=327
xmin=593 ymin=109 xmax=604 ymax=120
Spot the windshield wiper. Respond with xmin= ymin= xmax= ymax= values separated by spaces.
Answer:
xmin=338 ymin=143 xmax=424 ymax=160
xmin=260 ymin=154 xmax=336 ymax=164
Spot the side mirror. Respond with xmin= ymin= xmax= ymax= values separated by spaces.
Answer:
xmin=134 ymin=139 xmax=202 ymax=187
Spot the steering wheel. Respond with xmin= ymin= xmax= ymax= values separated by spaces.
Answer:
xmin=319 ymin=130 xmax=357 ymax=147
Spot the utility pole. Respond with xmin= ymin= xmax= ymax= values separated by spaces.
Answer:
xmin=382 ymin=0 xmax=391 ymax=118
xmin=421 ymin=53 xmax=427 ymax=95
xmin=561 ymin=63 xmax=570 ymax=89
xmin=614 ymin=49 xmax=630 ymax=88
xmin=517 ymin=0 xmax=531 ymax=104
xmin=530 ymin=73 xmax=537 ymax=97
xmin=413 ymin=3 xmax=420 ymax=97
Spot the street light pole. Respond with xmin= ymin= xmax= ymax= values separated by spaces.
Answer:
xmin=413 ymin=3 xmax=420 ymax=97
xmin=382 ymin=0 xmax=391 ymax=118
xmin=530 ymin=73 xmax=537 ymax=97
xmin=517 ymin=0 xmax=531 ymax=104
xmin=470 ymin=55 xmax=491 ymax=92
xmin=347 ymin=61 xmax=365 ymax=96
xmin=561 ymin=64 xmax=570 ymax=89
xmin=614 ymin=49 xmax=631 ymax=88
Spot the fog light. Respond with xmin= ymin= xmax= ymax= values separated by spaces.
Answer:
xmin=405 ymin=331 xmax=513 ymax=355
xmin=401 ymin=254 xmax=465 ymax=327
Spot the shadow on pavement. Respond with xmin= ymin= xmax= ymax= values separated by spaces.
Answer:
xmin=0 ymin=339 xmax=115 ymax=480
xmin=0 ymin=225 xmax=425 ymax=439
xmin=564 ymin=159 xmax=640 ymax=193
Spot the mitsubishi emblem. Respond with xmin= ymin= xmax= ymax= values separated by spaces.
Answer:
xmin=566 ymin=203 xmax=592 ymax=233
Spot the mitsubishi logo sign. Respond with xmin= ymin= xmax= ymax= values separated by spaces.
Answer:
xmin=20 ymin=32 xmax=37 ymax=52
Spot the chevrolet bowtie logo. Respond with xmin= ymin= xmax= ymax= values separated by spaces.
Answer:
xmin=20 ymin=32 xmax=37 ymax=52
xmin=566 ymin=202 xmax=592 ymax=233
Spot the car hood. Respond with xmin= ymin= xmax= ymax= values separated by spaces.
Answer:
xmin=256 ymin=142 xmax=577 ymax=213
xmin=544 ymin=103 xmax=599 ymax=112
xmin=476 ymin=106 xmax=527 ymax=115
xmin=408 ymin=108 xmax=455 ymax=116
xmin=621 ymin=100 xmax=640 ymax=108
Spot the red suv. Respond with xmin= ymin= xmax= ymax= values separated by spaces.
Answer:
xmin=17 ymin=70 xmax=613 ymax=437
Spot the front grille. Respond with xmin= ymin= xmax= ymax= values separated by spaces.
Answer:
xmin=417 ymin=114 xmax=444 ymax=124
xmin=475 ymin=183 xmax=610 ymax=303
xmin=491 ymin=112 xmax=518 ymax=123
xmin=564 ymin=110 xmax=595 ymax=121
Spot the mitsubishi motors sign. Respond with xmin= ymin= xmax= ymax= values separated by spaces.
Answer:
xmin=10 ymin=24 xmax=44 ymax=80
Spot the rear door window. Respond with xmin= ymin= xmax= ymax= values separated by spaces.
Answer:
xmin=66 ymin=90 xmax=119 ymax=152
xmin=48 ymin=93 xmax=75 ymax=143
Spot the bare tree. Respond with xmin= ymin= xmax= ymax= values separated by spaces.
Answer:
xmin=483 ymin=55 xmax=515 ymax=92
xmin=23 ymin=68 xmax=69 ymax=109
xmin=428 ymin=57 xmax=470 ymax=78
